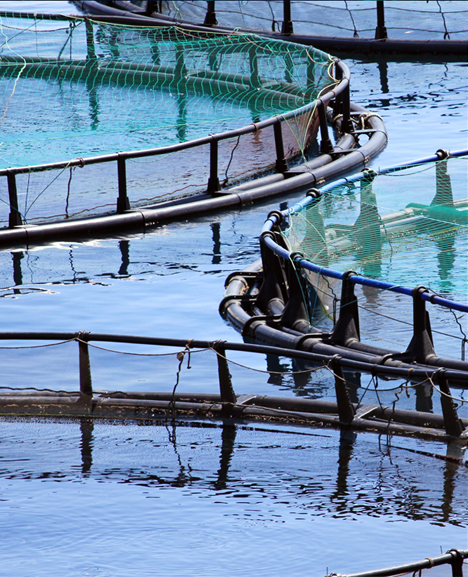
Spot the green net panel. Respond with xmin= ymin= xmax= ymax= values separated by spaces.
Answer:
xmin=0 ymin=12 xmax=336 ymax=224
xmin=0 ymin=13 xmax=335 ymax=169
xmin=283 ymin=156 xmax=468 ymax=344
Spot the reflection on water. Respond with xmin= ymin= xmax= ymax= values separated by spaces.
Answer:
xmin=1 ymin=418 xmax=466 ymax=527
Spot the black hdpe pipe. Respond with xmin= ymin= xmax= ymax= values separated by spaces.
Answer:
xmin=0 ymin=102 xmax=387 ymax=249
xmin=221 ymin=152 xmax=468 ymax=385
xmin=75 ymin=2 xmax=467 ymax=57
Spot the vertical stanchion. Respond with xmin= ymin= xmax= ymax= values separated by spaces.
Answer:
xmin=404 ymin=286 xmax=436 ymax=364
xmin=7 ymin=173 xmax=22 ymax=228
xmin=333 ymin=60 xmax=343 ymax=118
xmin=341 ymin=83 xmax=354 ymax=134
xmin=375 ymin=1 xmax=388 ymax=40
xmin=213 ymin=342 xmax=237 ymax=404
xmin=207 ymin=139 xmax=220 ymax=195
xmin=317 ymin=100 xmax=334 ymax=155
xmin=77 ymin=332 xmax=93 ymax=397
xmin=331 ymin=355 xmax=355 ymax=424
xmin=204 ymin=1 xmax=218 ymax=26
xmin=330 ymin=272 xmax=360 ymax=347
xmin=281 ymin=1 xmax=293 ymax=34
xmin=449 ymin=549 xmax=464 ymax=577
xmin=116 ymin=155 xmax=130 ymax=213
xmin=274 ymin=122 xmax=289 ymax=173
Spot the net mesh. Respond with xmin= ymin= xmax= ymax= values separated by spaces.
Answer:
xmin=283 ymin=156 xmax=468 ymax=352
xmin=164 ymin=1 xmax=468 ymax=41
xmin=0 ymin=13 xmax=336 ymax=170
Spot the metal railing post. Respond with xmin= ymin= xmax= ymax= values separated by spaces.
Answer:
xmin=341 ymin=82 xmax=353 ymax=134
xmin=281 ymin=1 xmax=293 ymax=35
xmin=207 ymin=139 xmax=220 ymax=195
xmin=213 ymin=341 xmax=237 ymax=403
xmin=274 ymin=122 xmax=289 ymax=173
xmin=318 ymin=100 xmax=334 ymax=155
xmin=404 ymin=286 xmax=436 ymax=364
xmin=204 ymin=1 xmax=218 ymax=27
xmin=375 ymin=1 xmax=388 ymax=40
xmin=330 ymin=272 xmax=360 ymax=347
xmin=333 ymin=60 xmax=343 ymax=117
xmin=78 ymin=332 xmax=93 ymax=397
xmin=116 ymin=155 xmax=130 ymax=213
xmin=7 ymin=172 xmax=22 ymax=228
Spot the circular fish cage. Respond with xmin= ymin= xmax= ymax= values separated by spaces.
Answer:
xmin=0 ymin=10 xmax=387 ymax=249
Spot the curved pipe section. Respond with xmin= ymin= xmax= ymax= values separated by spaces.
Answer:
xmin=0 ymin=37 xmax=388 ymax=248
xmin=77 ymin=2 xmax=467 ymax=57
xmin=222 ymin=149 xmax=468 ymax=384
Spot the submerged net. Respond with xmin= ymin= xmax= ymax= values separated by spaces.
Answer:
xmin=285 ymin=156 xmax=468 ymax=300
xmin=0 ymin=12 xmax=335 ymax=169
xmin=283 ymin=155 xmax=468 ymax=354
xmin=0 ymin=11 xmax=336 ymax=224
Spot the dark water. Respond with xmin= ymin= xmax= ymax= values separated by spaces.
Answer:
xmin=0 ymin=2 xmax=467 ymax=576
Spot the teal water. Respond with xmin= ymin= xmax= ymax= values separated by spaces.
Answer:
xmin=0 ymin=2 xmax=467 ymax=576
xmin=0 ymin=12 xmax=332 ymax=169
xmin=286 ymin=156 xmax=468 ymax=299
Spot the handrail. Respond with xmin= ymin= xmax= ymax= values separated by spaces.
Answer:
xmin=0 ymin=72 xmax=346 ymax=178
xmin=0 ymin=330 xmax=467 ymax=385
xmin=0 ymin=12 xmax=353 ymax=231
xmin=0 ymin=330 xmax=467 ymax=438
xmin=261 ymin=148 xmax=468 ymax=315
xmin=327 ymin=548 xmax=468 ymax=577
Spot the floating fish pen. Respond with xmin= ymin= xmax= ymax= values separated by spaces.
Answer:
xmin=221 ymin=150 xmax=468 ymax=412
xmin=0 ymin=10 xmax=387 ymax=249
xmin=78 ymin=1 xmax=468 ymax=57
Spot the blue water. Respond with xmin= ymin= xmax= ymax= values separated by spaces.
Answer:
xmin=0 ymin=2 xmax=467 ymax=576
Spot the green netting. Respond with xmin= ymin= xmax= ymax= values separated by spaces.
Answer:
xmin=0 ymin=12 xmax=336 ymax=170
xmin=284 ymin=156 xmax=468 ymax=304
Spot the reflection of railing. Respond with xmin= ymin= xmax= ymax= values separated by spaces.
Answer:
xmin=221 ymin=149 xmax=468 ymax=387
xmin=0 ymin=330 xmax=467 ymax=440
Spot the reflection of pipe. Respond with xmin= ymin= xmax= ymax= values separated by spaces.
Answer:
xmin=211 ymin=222 xmax=221 ymax=265
xmin=378 ymin=60 xmax=389 ymax=94
xmin=12 ymin=251 xmax=23 ymax=294
xmin=80 ymin=418 xmax=94 ymax=474
xmin=333 ymin=430 xmax=356 ymax=498
xmin=432 ymin=158 xmax=454 ymax=207
xmin=353 ymin=174 xmax=382 ymax=278
xmin=118 ymin=240 xmax=129 ymax=275
xmin=176 ymin=91 xmax=187 ymax=143
xmin=214 ymin=422 xmax=237 ymax=490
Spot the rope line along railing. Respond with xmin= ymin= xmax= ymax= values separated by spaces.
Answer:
xmin=0 ymin=11 xmax=387 ymax=248
xmin=325 ymin=548 xmax=468 ymax=577
xmin=221 ymin=149 xmax=468 ymax=388
xmin=0 ymin=330 xmax=467 ymax=441
xmin=77 ymin=1 xmax=468 ymax=56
